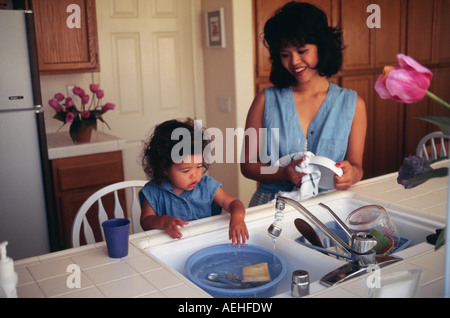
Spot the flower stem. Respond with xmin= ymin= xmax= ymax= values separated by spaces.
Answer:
xmin=426 ymin=91 xmax=450 ymax=109
xmin=88 ymin=93 xmax=95 ymax=111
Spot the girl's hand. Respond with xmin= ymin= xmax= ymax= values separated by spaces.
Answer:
xmin=213 ymin=188 xmax=249 ymax=246
xmin=229 ymin=215 xmax=249 ymax=246
xmin=162 ymin=217 xmax=189 ymax=239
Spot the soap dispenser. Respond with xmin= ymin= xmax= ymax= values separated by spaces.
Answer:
xmin=0 ymin=242 xmax=18 ymax=298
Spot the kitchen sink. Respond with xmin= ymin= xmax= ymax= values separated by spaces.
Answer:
xmin=145 ymin=219 xmax=346 ymax=297
xmin=274 ymin=195 xmax=445 ymax=258
xmin=144 ymin=193 xmax=445 ymax=297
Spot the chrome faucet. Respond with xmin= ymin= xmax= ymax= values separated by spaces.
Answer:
xmin=269 ymin=195 xmax=402 ymax=286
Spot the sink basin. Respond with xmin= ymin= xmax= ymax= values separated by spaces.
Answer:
xmin=144 ymin=193 xmax=445 ymax=297
xmin=145 ymin=218 xmax=346 ymax=297
xmin=292 ymin=196 xmax=444 ymax=254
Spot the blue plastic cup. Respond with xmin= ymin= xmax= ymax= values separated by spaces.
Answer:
xmin=102 ymin=218 xmax=130 ymax=258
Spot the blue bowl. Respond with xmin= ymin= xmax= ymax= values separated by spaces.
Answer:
xmin=185 ymin=244 xmax=286 ymax=298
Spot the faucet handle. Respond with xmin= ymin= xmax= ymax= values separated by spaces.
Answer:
xmin=351 ymin=232 xmax=377 ymax=254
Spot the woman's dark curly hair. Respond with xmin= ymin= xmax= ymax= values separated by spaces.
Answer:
xmin=264 ymin=2 xmax=344 ymax=87
xmin=141 ymin=118 xmax=209 ymax=185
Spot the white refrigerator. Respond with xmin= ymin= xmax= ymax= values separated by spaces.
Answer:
xmin=0 ymin=10 xmax=57 ymax=260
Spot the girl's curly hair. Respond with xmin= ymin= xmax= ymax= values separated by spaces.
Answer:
xmin=141 ymin=118 xmax=210 ymax=185
xmin=264 ymin=2 xmax=344 ymax=87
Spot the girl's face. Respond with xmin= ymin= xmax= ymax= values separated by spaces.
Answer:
xmin=279 ymin=43 xmax=320 ymax=84
xmin=166 ymin=154 xmax=204 ymax=195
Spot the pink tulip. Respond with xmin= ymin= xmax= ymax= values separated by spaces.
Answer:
xmin=81 ymin=94 xmax=90 ymax=105
xmin=48 ymin=99 xmax=63 ymax=112
xmin=65 ymin=112 xmax=74 ymax=124
xmin=81 ymin=110 xmax=91 ymax=119
xmin=102 ymin=103 xmax=115 ymax=111
xmin=54 ymin=93 xmax=65 ymax=101
xmin=65 ymin=97 xmax=73 ymax=107
xmin=96 ymin=89 xmax=104 ymax=99
xmin=73 ymin=86 xmax=86 ymax=98
xmin=89 ymin=84 xmax=99 ymax=93
xmin=72 ymin=85 xmax=81 ymax=96
xmin=375 ymin=54 xmax=433 ymax=104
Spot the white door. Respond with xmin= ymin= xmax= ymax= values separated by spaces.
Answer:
xmin=95 ymin=0 xmax=205 ymax=179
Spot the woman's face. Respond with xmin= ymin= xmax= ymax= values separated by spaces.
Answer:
xmin=166 ymin=154 xmax=204 ymax=195
xmin=279 ymin=43 xmax=320 ymax=84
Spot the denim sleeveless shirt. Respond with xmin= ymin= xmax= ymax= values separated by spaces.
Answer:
xmin=259 ymin=82 xmax=357 ymax=193
xmin=139 ymin=175 xmax=222 ymax=221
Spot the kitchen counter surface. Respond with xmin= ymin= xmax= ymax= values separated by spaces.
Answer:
xmin=46 ymin=131 xmax=126 ymax=160
xmin=14 ymin=162 xmax=448 ymax=298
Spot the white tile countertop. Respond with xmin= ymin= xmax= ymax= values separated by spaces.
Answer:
xmin=15 ymin=243 xmax=209 ymax=298
xmin=46 ymin=131 xmax=126 ymax=160
xmin=14 ymin=162 xmax=448 ymax=298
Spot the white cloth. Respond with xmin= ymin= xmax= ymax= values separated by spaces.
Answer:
xmin=274 ymin=151 xmax=321 ymax=201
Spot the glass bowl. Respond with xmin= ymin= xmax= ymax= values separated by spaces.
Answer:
xmin=345 ymin=205 xmax=400 ymax=255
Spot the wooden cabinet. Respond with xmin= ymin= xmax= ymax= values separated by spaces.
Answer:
xmin=28 ymin=0 xmax=99 ymax=74
xmin=51 ymin=151 xmax=124 ymax=249
xmin=253 ymin=0 xmax=450 ymax=179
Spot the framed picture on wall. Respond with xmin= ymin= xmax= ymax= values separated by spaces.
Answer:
xmin=206 ymin=8 xmax=226 ymax=48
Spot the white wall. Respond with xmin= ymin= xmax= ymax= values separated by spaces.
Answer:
xmin=231 ymin=0 xmax=257 ymax=206
xmin=201 ymin=0 xmax=256 ymax=206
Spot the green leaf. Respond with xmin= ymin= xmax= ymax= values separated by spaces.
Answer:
xmin=53 ymin=112 xmax=67 ymax=122
xmin=417 ymin=116 xmax=450 ymax=135
xmin=69 ymin=119 xmax=80 ymax=142
xmin=97 ymin=116 xmax=111 ymax=130
xmin=435 ymin=227 xmax=446 ymax=250
xmin=405 ymin=167 xmax=449 ymax=186
xmin=423 ymin=156 xmax=449 ymax=168
xmin=80 ymin=118 xmax=96 ymax=131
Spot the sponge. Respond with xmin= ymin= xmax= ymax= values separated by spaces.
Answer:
xmin=241 ymin=262 xmax=271 ymax=282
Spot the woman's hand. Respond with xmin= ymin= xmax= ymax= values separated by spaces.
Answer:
xmin=334 ymin=160 xmax=363 ymax=190
xmin=284 ymin=158 xmax=307 ymax=186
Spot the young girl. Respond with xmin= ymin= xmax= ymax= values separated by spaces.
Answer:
xmin=139 ymin=119 xmax=249 ymax=245
xmin=241 ymin=2 xmax=367 ymax=206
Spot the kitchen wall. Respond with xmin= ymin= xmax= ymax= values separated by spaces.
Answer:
xmin=201 ymin=0 xmax=256 ymax=206
xmin=40 ymin=0 xmax=256 ymax=206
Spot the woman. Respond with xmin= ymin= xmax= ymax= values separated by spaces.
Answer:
xmin=241 ymin=2 xmax=367 ymax=207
